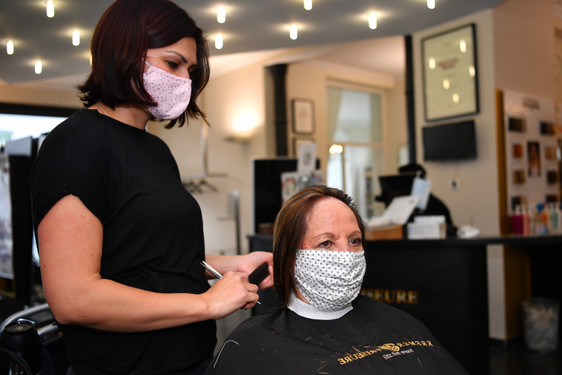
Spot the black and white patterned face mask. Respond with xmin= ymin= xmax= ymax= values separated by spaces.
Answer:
xmin=294 ymin=249 xmax=366 ymax=312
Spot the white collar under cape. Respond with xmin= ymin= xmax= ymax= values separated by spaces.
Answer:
xmin=287 ymin=291 xmax=353 ymax=320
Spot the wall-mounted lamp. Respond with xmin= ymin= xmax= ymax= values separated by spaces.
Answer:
xmin=6 ymin=40 xmax=14 ymax=55
xmin=46 ymin=0 xmax=55 ymax=18
xmin=226 ymin=110 xmax=259 ymax=144
xmin=224 ymin=135 xmax=252 ymax=144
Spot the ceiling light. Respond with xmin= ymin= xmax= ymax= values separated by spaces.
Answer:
xmin=304 ymin=0 xmax=312 ymax=11
xmin=72 ymin=29 xmax=80 ymax=46
xmin=217 ymin=6 xmax=226 ymax=24
xmin=290 ymin=24 xmax=298 ymax=40
xmin=46 ymin=0 xmax=55 ymax=18
xmin=215 ymin=34 xmax=223 ymax=50
xmin=368 ymin=12 xmax=377 ymax=30
xmin=6 ymin=40 xmax=14 ymax=55
xmin=427 ymin=0 xmax=435 ymax=10
xmin=35 ymin=60 xmax=43 ymax=74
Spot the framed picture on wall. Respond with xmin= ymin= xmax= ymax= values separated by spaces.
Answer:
xmin=292 ymin=137 xmax=315 ymax=157
xmin=292 ymin=99 xmax=315 ymax=134
xmin=422 ymin=23 xmax=479 ymax=121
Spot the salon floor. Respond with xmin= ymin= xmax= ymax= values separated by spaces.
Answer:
xmin=489 ymin=338 xmax=562 ymax=375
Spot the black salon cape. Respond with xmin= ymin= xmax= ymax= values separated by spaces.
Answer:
xmin=206 ymin=296 xmax=467 ymax=375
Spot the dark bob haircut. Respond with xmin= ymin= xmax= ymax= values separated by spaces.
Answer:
xmin=78 ymin=0 xmax=210 ymax=128
xmin=272 ymin=185 xmax=365 ymax=306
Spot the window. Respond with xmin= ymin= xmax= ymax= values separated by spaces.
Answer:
xmin=0 ymin=111 xmax=67 ymax=281
xmin=0 ymin=113 xmax=65 ymax=147
xmin=326 ymin=85 xmax=386 ymax=219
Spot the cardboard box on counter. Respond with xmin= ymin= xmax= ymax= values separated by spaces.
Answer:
xmin=365 ymin=224 xmax=404 ymax=241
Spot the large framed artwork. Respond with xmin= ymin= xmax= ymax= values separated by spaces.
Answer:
xmin=422 ymin=24 xmax=479 ymax=121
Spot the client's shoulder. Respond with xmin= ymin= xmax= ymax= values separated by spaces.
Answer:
xmin=353 ymin=295 xmax=428 ymax=327
xmin=227 ymin=307 xmax=288 ymax=337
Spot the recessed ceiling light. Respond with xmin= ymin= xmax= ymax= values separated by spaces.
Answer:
xmin=35 ymin=60 xmax=43 ymax=74
xmin=304 ymin=0 xmax=312 ymax=11
xmin=368 ymin=12 xmax=377 ymax=30
xmin=72 ymin=29 xmax=80 ymax=46
xmin=427 ymin=0 xmax=435 ymax=10
xmin=217 ymin=6 xmax=226 ymax=24
xmin=215 ymin=33 xmax=224 ymax=50
xmin=46 ymin=0 xmax=55 ymax=18
xmin=6 ymin=40 xmax=14 ymax=55
xmin=290 ymin=24 xmax=298 ymax=40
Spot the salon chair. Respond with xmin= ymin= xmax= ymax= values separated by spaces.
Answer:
xmin=0 ymin=303 xmax=67 ymax=375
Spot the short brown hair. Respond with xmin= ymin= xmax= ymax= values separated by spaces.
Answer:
xmin=272 ymin=186 xmax=365 ymax=305
xmin=78 ymin=0 xmax=210 ymax=128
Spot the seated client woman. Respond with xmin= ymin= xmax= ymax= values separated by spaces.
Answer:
xmin=206 ymin=186 xmax=468 ymax=374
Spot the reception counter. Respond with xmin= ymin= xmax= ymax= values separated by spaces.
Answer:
xmin=247 ymin=234 xmax=562 ymax=375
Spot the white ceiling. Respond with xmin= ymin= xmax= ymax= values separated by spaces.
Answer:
xmin=0 ymin=0 xmax=503 ymax=91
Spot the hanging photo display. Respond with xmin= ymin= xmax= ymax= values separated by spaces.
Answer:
xmin=503 ymin=90 xmax=560 ymax=216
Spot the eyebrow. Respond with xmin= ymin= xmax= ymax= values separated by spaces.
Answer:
xmin=311 ymin=230 xmax=362 ymax=241
xmin=165 ymin=50 xmax=188 ymax=64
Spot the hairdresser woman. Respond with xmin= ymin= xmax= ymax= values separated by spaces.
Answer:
xmin=29 ymin=1 xmax=272 ymax=374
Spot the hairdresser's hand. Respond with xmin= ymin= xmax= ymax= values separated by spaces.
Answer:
xmin=236 ymin=251 xmax=274 ymax=290
xmin=203 ymin=271 xmax=259 ymax=319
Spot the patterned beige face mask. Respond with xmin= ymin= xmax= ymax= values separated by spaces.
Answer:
xmin=294 ymin=249 xmax=366 ymax=312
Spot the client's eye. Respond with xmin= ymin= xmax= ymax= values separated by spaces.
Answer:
xmin=349 ymin=237 xmax=362 ymax=246
xmin=318 ymin=240 xmax=332 ymax=248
